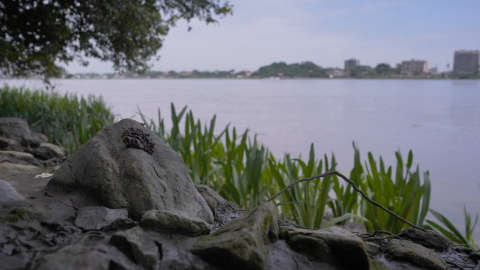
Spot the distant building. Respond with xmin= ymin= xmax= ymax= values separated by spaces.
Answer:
xmin=429 ymin=67 xmax=439 ymax=75
xmin=400 ymin=59 xmax=428 ymax=75
xmin=236 ymin=70 xmax=252 ymax=78
xmin=344 ymin=59 xmax=360 ymax=70
xmin=327 ymin=69 xmax=347 ymax=78
xmin=453 ymin=50 xmax=479 ymax=74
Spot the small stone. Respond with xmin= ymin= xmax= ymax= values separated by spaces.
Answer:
xmin=0 ymin=180 xmax=26 ymax=203
xmin=109 ymin=226 xmax=160 ymax=270
xmin=140 ymin=209 xmax=211 ymax=236
xmin=74 ymin=206 xmax=128 ymax=231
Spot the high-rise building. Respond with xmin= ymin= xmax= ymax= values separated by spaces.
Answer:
xmin=453 ymin=50 xmax=479 ymax=74
xmin=400 ymin=59 xmax=429 ymax=75
xmin=344 ymin=59 xmax=360 ymax=70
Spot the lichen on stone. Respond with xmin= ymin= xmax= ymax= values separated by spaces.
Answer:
xmin=122 ymin=127 xmax=155 ymax=154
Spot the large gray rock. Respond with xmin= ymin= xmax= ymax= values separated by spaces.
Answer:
xmin=25 ymin=243 xmax=141 ymax=270
xmin=48 ymin=119 xmax=214 ymax=222
xmin=0 ymin=117 xmax=46 ymax=148
xmin=385 ymin=239 xmax=447 ymax=270
xmin=109 ymin=226 xmax=160 ymax=270
xmin=279 ymin=226 xmax=369 ymax=270
xmin=140 ymin=209 xmax=211 ymax=236
xmin=75 ymin=206 xmax=128 ymax=231
xmin=399 ymin=228 xmax=452 ymax=252
xmin=0 ymin=180 xmax=26 ymax=204
xmin=192 ymin=202 xmax=279 ymax=270
xmin=27 ymin=142 xmax=68 ymax=160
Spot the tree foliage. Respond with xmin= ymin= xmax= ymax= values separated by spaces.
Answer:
xmin=0 ymin=0 xmax=232 ymax=79
xmin=251 ymin=61 xmax=328 ymax=78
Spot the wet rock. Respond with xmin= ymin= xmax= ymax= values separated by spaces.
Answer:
xmin=0 ymin=204 xmax=50 ymax=223
xmin=0 ymin=180 xmax=26 ymax=204
xmin=104 ymin=218 xmax=138 ymax=231
xmin=0 ymin=150 xmax=43 ymax=166
xmin=192 ymin=202 xmax=279 ymax=270
xmin=279 ymin=226 xmax=369 ymax=270
xmin=27 ymin=142 xmax=68 ymax=160
xmin=74 ymin=206 xmax=128 ymax=231
xmin=195 ymin=184 xmax=238 ymax=213
xmin=25 ymin=242 xmax=142 ymax=270
xmin=385 ymin=239 xmax=447 ymax=270
xmin=109 ymin=226 xmax=160 ymax=270
xmin=48 ymin=118 xmax=213 ymax=222
xmin=140 ymin=209 xmax=211 ymax=236
xmin=0 ymin=162 xmax=42 ymax=172
xmin=0 ymin=117 xmax=45 ymax=148
xmin=399 ymin=228 xmax=452 ymax=252
xmin=0 ymin=136 xmax=24 ymax=151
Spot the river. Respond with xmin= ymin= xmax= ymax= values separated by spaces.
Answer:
xmin=3 ymin=78 xmax=480 ymax=239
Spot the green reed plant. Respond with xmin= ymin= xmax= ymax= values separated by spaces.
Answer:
xmin=0 ymin=85 xmax=115 ymax=153
xmin=426 ymin=206 xmax=479 ymax=250
xmin=351 ymin=143 xmax=431 ymax=234
xmin=269 ymin=144 xmax=335 ymax=228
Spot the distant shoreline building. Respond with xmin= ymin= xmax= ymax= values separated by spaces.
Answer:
xmin=400 ymin=59 xmax=428 ymax=75
xmin=344 ymin=59 xmax=360 ymax=71
xmin=453 ymin=50 xmax=479 ymax=74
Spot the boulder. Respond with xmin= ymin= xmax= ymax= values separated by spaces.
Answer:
xmin=109 ymin=226 xmax=160 ymax=270
xmin=195 ymin=184 xmax=238 ymax=213
xmin=192 ymin=202 xmax=279 ymax=270
xmin=27 ymin=142 xmax=68 ymax=160
xmin=385 ymin=239 xmax=447 ymax=270
xmin=25 ymin=243 xmax=141 ymax=270
xmin=48 ymin=119 xmax=213 ymax=222
xmin=399 ymin=228 xmax=452 ymax=252
xmin=140 ymin=209 xmax=211 ymax=236
xmin=104 ymin=218 xmax=138 ymax=231
xmin=0 ymin=117 xmax=46 ymax=148
xmin=279 ymin=226 xmax=369 ymax=270
xmin=0 ymin=180 xmax=26 ymax=204
xmin=74 ymin=206 xmax=128 ymax=231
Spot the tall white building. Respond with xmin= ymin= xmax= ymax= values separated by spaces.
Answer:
xmin=400 ymin=59 xmax=429 ymax=75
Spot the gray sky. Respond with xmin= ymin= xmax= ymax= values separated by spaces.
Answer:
xmin=64 ymin=0 xmax=480 ymax=73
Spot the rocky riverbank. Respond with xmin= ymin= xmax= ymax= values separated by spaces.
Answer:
xmin=1 ymin=117 xmax=479 ymax=269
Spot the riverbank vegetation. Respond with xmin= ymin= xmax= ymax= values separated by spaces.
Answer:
xmin=0 ymin=86 xmax=115 ymax=154
xmin=1 ymin=86 xmax=477 ymax=249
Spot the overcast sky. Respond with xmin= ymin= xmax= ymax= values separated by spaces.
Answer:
xmin=64 ymin=0 xmax=480 ymax=74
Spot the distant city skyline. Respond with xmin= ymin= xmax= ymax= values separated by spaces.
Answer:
xmin=63 ymin=0 xmax=480 ymax=74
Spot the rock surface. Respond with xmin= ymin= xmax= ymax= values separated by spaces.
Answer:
xmin=25 ymin=242 xmax=142 ymax=270
xmin=399 ymin=228 xmax=452 ymax=252
xmin=0 ymin=117 xmax=46 ymax=148
xmin=385 ymin=239 xmax=447 ymax=270
xmin=74 ymin=206 xmax=128 ymax=231
xmin=48 ymin=118 xmax=214 ymax=222
xmin=109 ymin=226 xmax=160 ymax=270
xmin=0 ymin=162 xmax=43 ymax=172
xmin=140 ymin=209 xmax=211 ymax=236
xmin=279 ymin=226 xmax=370 ymax=270
xmin=192 ymin=202 xmax=279 ymax=270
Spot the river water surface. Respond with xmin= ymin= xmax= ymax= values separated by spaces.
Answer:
xmin=3 ymin=79 xmax=480 ymax=239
